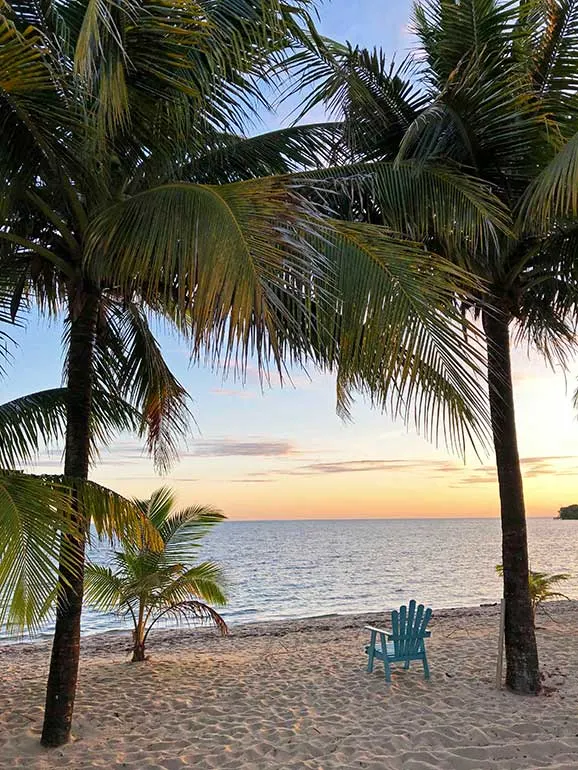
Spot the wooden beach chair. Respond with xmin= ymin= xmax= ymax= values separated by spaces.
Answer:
xmin=364 ymin=599 xmax=432 ymax=683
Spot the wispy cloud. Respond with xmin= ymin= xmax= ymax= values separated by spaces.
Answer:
xmin=291 ymin=459 xmax=456 ymax=475
xmin=183 ymin=439 xmax=296 ymax=458
xmin=450 ymin=455 xmax=578 ymax=487
xmin=229 ymin=478 xmax=273 ymax=484
xmin=247 ymin=458 xmax=459 ymax=479
xmin=25 ymin=437 xmax=298 ymax=469
xmin=242 ymin=455 xmax=578 ymax=484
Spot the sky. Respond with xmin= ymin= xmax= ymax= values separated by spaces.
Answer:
xmin=4 ymin=0 xmax=578 ymax=520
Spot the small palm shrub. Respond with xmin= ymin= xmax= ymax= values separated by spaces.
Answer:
xmin=496 ymin=566 xmax=571 ymax=618
xmin=85 ymin=488 xmax=228 ymax=661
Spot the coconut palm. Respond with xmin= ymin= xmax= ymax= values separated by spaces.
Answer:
xmin=85 ymin=487 xmax=227 ymax=662
xmin=1 ymin=0 xmax=506 ymax=745
xmin=289 ymin=0 xmax=578 ymax=693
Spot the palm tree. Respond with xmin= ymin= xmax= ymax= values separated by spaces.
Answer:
xmin=85 ymin=487 xmax=227 ymax=662
xmin=290 ymin=0 xmax=578 ymax=693
xmin=1 ymin=0 xmax=505 ymax=745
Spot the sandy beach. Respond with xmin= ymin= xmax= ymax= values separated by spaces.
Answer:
xmin=2 ymin=602 xmax=578 ymax=769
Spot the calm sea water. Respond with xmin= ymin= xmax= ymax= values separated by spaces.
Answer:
xmin=4 ymin=517 xmax=578 ymax=643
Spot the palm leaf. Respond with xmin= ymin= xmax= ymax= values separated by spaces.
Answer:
xmin=144 ymin=599 xmax=228 ymax=639
xmin=92 ymin=300 xmax=192 ymax=472
xmin=304 ymin=219 xmax=491 ymax=451
xmin=296 ymin=160 xmax=513 ymax=256
xmin=0 ymin=386 xmax=158 ymax=468
xmin=518 ymin=130 xmax=578 ymax=231
xmin=0 ymin=472 xmax=80 ymax=634
xmin=77 ymin=479 xmax=163 ymax=551
xmin=163 ymin=562 xmax=227 ymax=606
xmin=286 ymin=42 xmax=427 ymax=159
xmin=84 ymin=176 xmax=328 ymax=374
xmin=179 ymin=123 xmax=346 ymax=185
xmin=84 ymin=562 xmax=130 ymax=614
xmin=532 ymin=0 xmax=578 ymax=129
xmin=0 ymin=389 xmax=67 ymax=467
xmin=141 ymin=488 xmax=225 ymax=566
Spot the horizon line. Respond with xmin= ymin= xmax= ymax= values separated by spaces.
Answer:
xmin=217 ymin=514 xmax=560 ymax=523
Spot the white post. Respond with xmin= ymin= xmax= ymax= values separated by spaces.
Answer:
xmin=495 ymin=598 xmax=505 ymax=689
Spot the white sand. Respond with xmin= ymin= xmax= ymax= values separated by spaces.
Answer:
xmin=2 ymin=602 xmax=578 ymax=769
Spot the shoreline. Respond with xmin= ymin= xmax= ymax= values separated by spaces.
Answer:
xmin=2 ymin=598 xmax=575 ymax=655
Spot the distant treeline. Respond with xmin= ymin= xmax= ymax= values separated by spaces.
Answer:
xmin=558 ymin=505 xmax=578 ymax=520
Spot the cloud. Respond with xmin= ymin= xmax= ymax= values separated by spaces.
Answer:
xmin=184 ymin=439 xmax=296 ymax=458
xmin=23 ymin=437 xmax=298 ymax=475
xmin=243 ymin=454 xmax=578 ymax=484
xmin=229 ymin=478 xmax=273 ymax=484
xmin=292 ymin=459 xmax=452 ymax=475
xmin=453 ymin=455 xmax=578 ymax=486
xmin=248 ymin=458 xmax=459 ymax=478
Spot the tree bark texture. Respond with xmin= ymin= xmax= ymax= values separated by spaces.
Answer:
xmin=41 ymin=289 xmax=99 ymax=746
xmin=482 ymin=307 xmax=540 ymax=694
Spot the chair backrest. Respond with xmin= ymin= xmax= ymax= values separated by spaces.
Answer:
xmin=391 ymin=600 xmax=432 ymax=658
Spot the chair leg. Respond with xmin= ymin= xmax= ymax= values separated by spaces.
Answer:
xmin=367 ymin=630 xmax=377 ymax=673
xmin=404 ymin=659 xmax=410 ymax=670
xmin=384 ymin=658 xmax=391 ymax=683
xmin=422 ymin=654 xmax=430 ymax=680
xmin=380 ymin=633 xmax=391 ymax=683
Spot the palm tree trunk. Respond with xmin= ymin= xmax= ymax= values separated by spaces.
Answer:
xmin=132 ymin=628 xmax=146 ymax=662
xmin=482 ymin=307 xmax=540 ymax=694
xmin=132 ymin=601 xmax=146 ymax=661
xmin=41 ymin=289 xmax=99 ymax=747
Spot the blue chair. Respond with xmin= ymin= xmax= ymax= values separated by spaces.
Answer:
xmin=365 ymin=600 xmax=432 ymax=683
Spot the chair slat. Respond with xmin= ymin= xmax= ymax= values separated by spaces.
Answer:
xmin=410 ymin=603 xmax=425 ymax=655
xmin=398 ymin=604 xmax=407 ymax=657
xmin=405 ymin=600 xmax=416 ymax=657
xmin=391 ymin=608 xmax=400 ymax=656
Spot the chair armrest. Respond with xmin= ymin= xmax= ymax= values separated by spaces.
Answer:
xmin=365 ymin=625 xmax=392 ymax=637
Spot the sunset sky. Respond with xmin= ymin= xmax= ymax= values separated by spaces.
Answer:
xmin=6 ymin=0 xmax=578 ymax=519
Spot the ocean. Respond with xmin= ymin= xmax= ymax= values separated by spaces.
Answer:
xmin=4 ymin=517 xmax=578 ymax=643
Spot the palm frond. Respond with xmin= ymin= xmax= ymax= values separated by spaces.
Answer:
xmin=290 ymin=43 xmax=427 ymax=160
xmin=0 ymin=389 xmax=67 ymax=467
xmin=305 ymin=219 xmax=491 ymax=452
xmin=136 ymin=488 xmax=225 ymax=564
xmin=0 ymin=385 xmax=147 ymax=468
xmin=413 ymin=0 xmax=523 ymax=87
xmin=297 ymin=159 xmax=513 ymax=259
xmin=84 ymin=176 xmax=328 ymax=375
xmin=144 ymin=599 xmax=228 ymax=639
xmin=75 ymin=479 xmax=163 ymax=551
xmin=518 ymin=130 xmax=578 ymax=231
xmin=165 ymin=562 xmax=227 ymax=606
xmin=139 ymin=485 xmax=175 ymax=530
xmin=160 ymin=505 xmax=225 ymax=564
xmin=0 ymin=5 xmax=82 ymax=189
xmin=83 ymin=562 xmax=130 ymax=614
xmin=179 ymin=123 xmax=346 ymax=185
xmin=512 ymin=223 xmax=578 ymax=363
xmin=532 ymin=0 xmax=578 ymax=129
xmin=0 ymin=471 xmax=80 ymax=634
xmin=93 ymin=300 xmax=192 ymax=472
